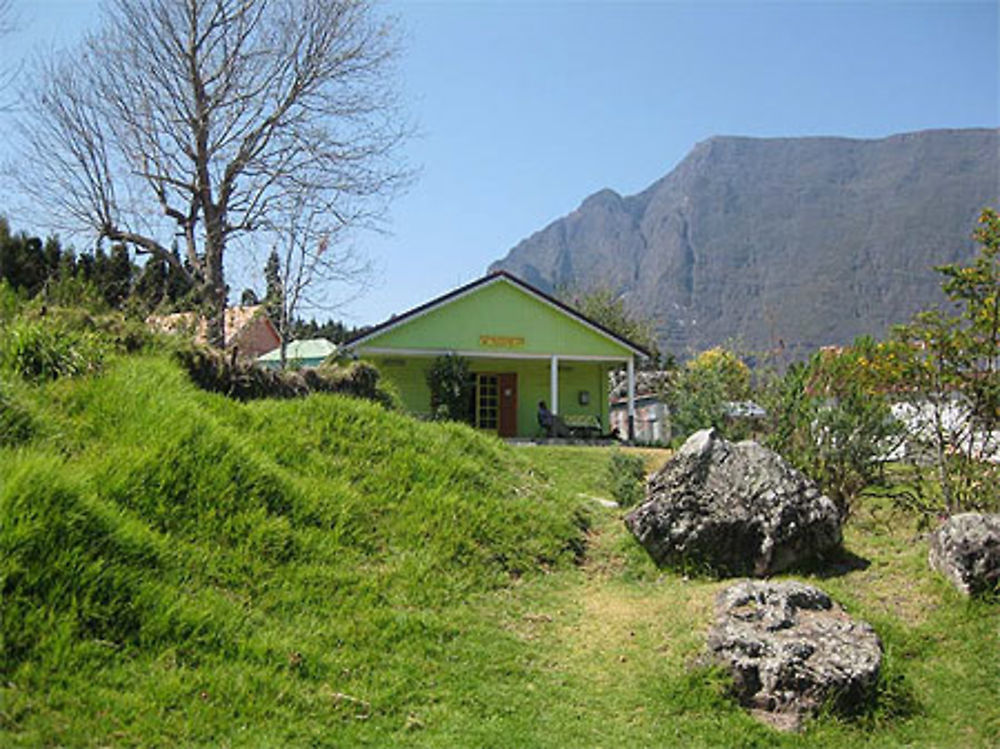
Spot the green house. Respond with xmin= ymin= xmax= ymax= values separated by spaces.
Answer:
xmin=344 ymin=272 xmax=648 ymax=439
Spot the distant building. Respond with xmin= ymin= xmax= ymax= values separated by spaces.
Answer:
xmin=608 ymin=369 xmax=672 ymax=444
xmin=147 ymin=305 xmax=280 ymax=359
xmin=610 ymin=394 xmax=670 ymax=444
xmin=890 ymin=396 xmax=999 ymax=464
xmin=724 ymin=400 xmax=767 ymax=420
xmin=257 ymin=338 xmax=337 ymax=370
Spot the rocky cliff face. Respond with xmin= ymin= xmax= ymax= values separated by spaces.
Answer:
xmin=490 ymin=129 xmax=1000 ymax=359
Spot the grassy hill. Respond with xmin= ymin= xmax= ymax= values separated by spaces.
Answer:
xmin=1 ymin=351 xmax=587 ymax=745
xmin=1 ymin=345 xmax=998 ymax=746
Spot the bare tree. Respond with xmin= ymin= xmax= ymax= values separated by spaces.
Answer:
xmin=0 ymin=0 xmax=19 ymax=111
xmin=18 ymin=0 xmax=410 ymax=346
xmin=0 ymin=1 xmax=13 ymax=43
xmin=268 ymin=194 xmax=371 ymax=368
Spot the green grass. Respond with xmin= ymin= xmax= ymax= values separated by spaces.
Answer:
xmin=1 ymin=353 xmax=998 ymax=747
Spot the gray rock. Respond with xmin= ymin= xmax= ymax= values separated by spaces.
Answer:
xmin=624 ymin=429 xmax=842 ymax=576
xmin=708 ymin=580 xmax=882 ymax=730
xmin=928 ymin=513 xmax=1000 ymax=596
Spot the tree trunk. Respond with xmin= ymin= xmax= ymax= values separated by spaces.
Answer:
xmin=203 ymin=220 xmax=227 ymax=349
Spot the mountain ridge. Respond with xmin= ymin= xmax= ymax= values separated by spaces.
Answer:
xmin=490 ymin=128 xmax=1000 ymax=359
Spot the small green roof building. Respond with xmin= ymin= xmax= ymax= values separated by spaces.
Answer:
xmin=257 ymin=338 xmax=337 ymax=369
xmin=344 ymin=271 xmax=648 ymax=439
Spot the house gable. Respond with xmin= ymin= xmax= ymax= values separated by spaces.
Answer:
xmin=353 ymin=275 xmax=640 ymax=360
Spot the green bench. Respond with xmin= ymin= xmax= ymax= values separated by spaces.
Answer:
xmin=561 ymin=414 xmax=603 ymax=440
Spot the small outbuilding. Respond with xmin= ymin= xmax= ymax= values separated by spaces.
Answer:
xmin=257 ymin=338 xmax=337 ymax=370
xmin=611 ymin=394 xmax=670 ymax=445
xmin=343 ymin=271 xmax=649 ymax=439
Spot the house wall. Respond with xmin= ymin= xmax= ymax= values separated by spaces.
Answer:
xmin=372 ymin=354 xmax=611 ymax=438
xmin=258 ymin=356 xmax=327 ymax=371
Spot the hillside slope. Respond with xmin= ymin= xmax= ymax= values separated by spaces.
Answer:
xmin=0 ymin=354 xmax=585 ymax=745
xmin=490 ymin=128 xmax=1000 ymax=358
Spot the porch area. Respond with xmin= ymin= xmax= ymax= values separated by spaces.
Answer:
xmin=374 ymin=352 xmax=637 ymax=440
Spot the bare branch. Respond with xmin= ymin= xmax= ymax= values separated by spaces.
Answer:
xmin=261 ymin=188 xmax=372 ymax=367
xmin=0 ymin=0 xmax=20 ymax=111
xmin=16 ymin=0 xmax=411 ymax=347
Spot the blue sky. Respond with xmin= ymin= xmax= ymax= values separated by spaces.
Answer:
xmin=4 ymin=0 xmax=999 ymax=326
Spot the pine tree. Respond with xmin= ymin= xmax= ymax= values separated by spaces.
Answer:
xmin=57 ymin=248 xmax=78 ymax=281
xmin=42 ymin=237 xmax=63 ymax=279
xmin=102 ymin=244 xmax=133 ymax=308
xmin=133 ymin=256 xmax=168 ymax=312
xmin=76 ymin=251 xmax=95 ymax=283
xmin=17 ymin=236 xmax=46 ymax=297
xmin=165 ymin=247 xmax=196 ymax=308
xmin=263 ymin=249 xmax=284 ymax=324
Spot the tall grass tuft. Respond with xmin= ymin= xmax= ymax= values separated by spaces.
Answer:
xmin=0 ymin=454 xmax=163 ymax=672
xmin=607 ymin=449 xmax=648 ymax=508
xmin=0 ymin=380 xmax=34 ymax=446
xmin=0 ymin=317 xmax=107 ymax=382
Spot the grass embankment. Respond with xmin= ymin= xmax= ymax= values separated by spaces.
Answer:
xmin=2 ymin=359 xmax=999 ymax=746
xmin=1 ymin=354 xmax=585 ymax=745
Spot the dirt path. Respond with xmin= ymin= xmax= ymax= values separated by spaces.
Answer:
xmin=533 ymin=511 xmax=722 ymax=698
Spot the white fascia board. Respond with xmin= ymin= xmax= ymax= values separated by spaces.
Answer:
xmin=356 ymin=346 xmax=630 ymax=363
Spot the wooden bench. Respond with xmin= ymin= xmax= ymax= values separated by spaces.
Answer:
xmin=562 ymin=414 xmax=603 ymax=440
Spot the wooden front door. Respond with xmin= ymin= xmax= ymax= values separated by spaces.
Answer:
xmin=498 ymin=373 xmax=518 ymax=437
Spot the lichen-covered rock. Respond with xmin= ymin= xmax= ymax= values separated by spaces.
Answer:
xmin=624 ymin=429 xmax=842 ymax=576
xmin=929 ymin=513 xmax=1000 ymax=596
xmin=707 ymin=580 xmax=882 ymax=731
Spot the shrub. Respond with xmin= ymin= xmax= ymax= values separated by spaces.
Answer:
xmin=426 ymin=354 xmax=474 ymax=423
xmin=0 ymin=318 xmax=107 ymax=382
xmin=172 ymin=343 xmax=394 ymax=406
xmin=0 ymin=280 xmax=22 ymax=326
xmin=663 ymin=347 xmax=752 ymax=442
xmin=761 ymin=338 xmax=905 ymax=516
xmin=607 ymin=450 xmax=647 ymax=508
xmin=41 ymin=276 xmax=107 ymax=311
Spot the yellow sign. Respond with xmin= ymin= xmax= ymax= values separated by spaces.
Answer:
xmin=479 ymin=335 xmax=525 ymax=348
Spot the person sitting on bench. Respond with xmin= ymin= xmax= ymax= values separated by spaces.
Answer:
xmin=537 ymin=400 xmax=570 ymax=437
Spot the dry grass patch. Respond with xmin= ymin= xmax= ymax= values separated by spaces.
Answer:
xmin=543 ymin=510 xmax=723 ymax=692
xmin=833 ymin=548 xmax=941 ymax=627
xmin=564 ymin=581 xmax=719 ymax=675
xmin=621 ymin=446 xmax=672 ymax=474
